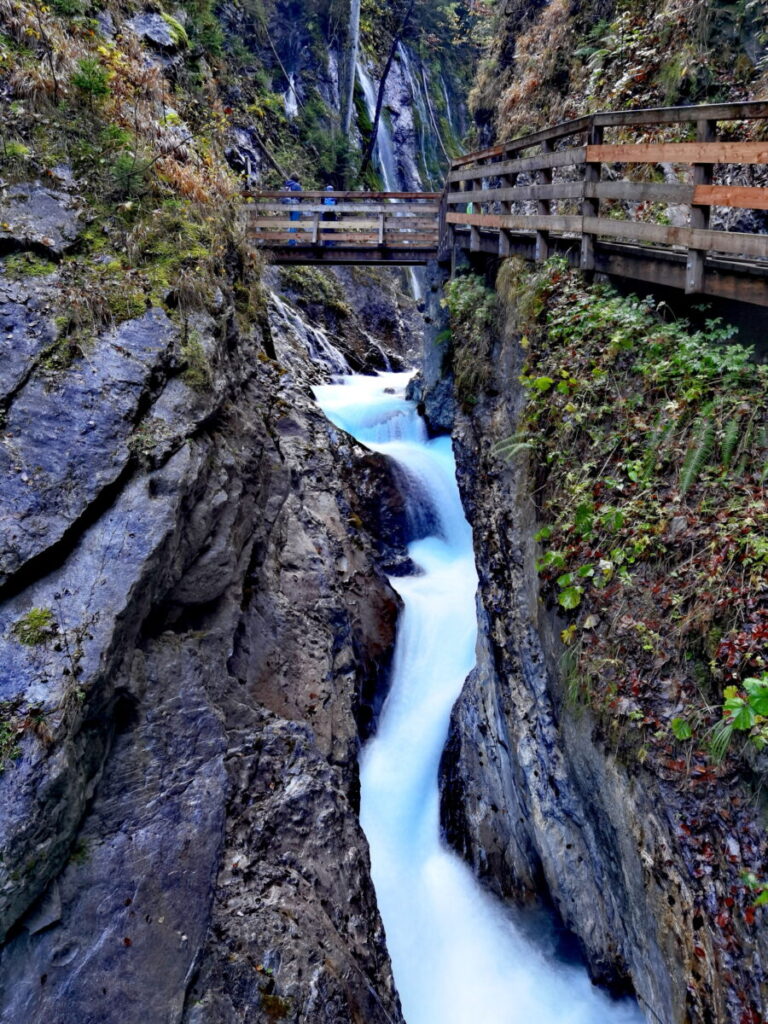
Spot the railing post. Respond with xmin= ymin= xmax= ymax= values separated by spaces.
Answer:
xmin=581 ymin=119 xmax=603 ymax=272
xmin=469 ymin=166 xmax=482 ymax=252
xmin=535 ymin=140 xmax=553 ymax=261
xmin=311 ymin=213 xmax=320 ymax=245
xmin=686 ymin=118 xmax=716 ymax=294
xmin=498 ymin=172 xmax=517 ymax=258
xmin=378 ymin=212 xmax=385 ymax=247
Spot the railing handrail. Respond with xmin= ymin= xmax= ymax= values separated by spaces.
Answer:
xmin=452 ymin=100 xmax=768 ymax=168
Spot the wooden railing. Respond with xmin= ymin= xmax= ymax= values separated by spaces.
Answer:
xmin=446 ymin=100 xmax=768 ymax=296
xmin=246 ymin=191 xmax=441 ymax=253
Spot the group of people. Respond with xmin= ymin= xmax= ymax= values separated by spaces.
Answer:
xmin=282 ymin=177 xmax=337 ymax=246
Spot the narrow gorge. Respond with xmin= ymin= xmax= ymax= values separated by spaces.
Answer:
xmin=1 ymin=0 xmax=767 ymax=1022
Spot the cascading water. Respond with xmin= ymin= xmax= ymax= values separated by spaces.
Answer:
xmin=356 ymin=61 xmax=424 ymax=304
xmin=313 ymin=371 xmax=644 ymax=1024
xmin=357 ymin=61 xmax=399 ymax=193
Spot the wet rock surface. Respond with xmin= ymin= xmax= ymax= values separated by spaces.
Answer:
xmin=437 ymin=310 xmax=768 ymax=1024
xmin=0 ymin=231 xmax=408 ymax=1022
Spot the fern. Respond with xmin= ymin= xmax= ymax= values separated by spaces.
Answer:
xmin=679 ymin=406 xmax=716 ymax=495
xmin=720 ymin=417 xmax=741 ymax=469
xmin=709 ymin=718 xmax=734 ymax=763
xmin=492 ymin=435 xmax=534 ymax=461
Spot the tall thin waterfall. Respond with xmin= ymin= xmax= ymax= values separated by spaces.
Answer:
xmin=313 ymin=372 xmax=644 ymax=1024
xmin=355 ymin=61 xmax=424 ymax=303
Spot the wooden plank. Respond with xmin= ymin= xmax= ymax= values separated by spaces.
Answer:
xmin=589 ymin=181 xmax=694 ymax=204
xmin=451 ymin=117 xmax=594 ymax=168
xmin=448 ymin=148 xmax=586 ymax=184
xmin=583 ymin=216 xmax=687 ymax=246
xmin=448 ymin=212 xmax=582 ymax=233
xmin=447 ymin=183 xmax=584 ymax=204
xmin=248 ymin=202 xmax=441 ymax=214
xmin=250 ymin=220 xmax=315 ymax=230
xmin=689 ymin=227 xmax=768 ymax=259
xmin=248 ymin=191 xmax=441 ymax=200
xmin=588 ymin=142 xmax=768 ymax=165
xmin=452 ymin=144 xmax=505 ymax=167
xmin=583 ymin=216 xmax=768 ymax=259
xmin=382 ymin=217 xmax=439 ymax=227
xmin=592 ymin=100 xmax=768 ymax=129
xmin=692 ymin=184 xmax=768 ymax=210
xmin=250 ymin=232 xmax=380 ymax=244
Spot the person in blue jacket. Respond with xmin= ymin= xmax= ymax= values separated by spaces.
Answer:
xmin=283 ymin=176 xmax=302 ymax=244
xmin=322 ymin=184 xmax=336 ymax=247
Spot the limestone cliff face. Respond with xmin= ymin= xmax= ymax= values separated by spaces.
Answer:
xmin=0 ymin=192 xmax=409 ymax=1023
xmin=427 ymin=283 xmax=768 ymax=1024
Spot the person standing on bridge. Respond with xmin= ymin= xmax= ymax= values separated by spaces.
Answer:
xmin=322 ymin=184 xmax=336 ymax=247
xmin=283 ymin=176 xmax=302 ymax=245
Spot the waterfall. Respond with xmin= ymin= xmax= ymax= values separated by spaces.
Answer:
xmin=356 ymin=61 xmax=424 ymax=304
xmin=283 ymin=73 xmax=298 ymax=119
xmin=313 ymin=372 xmax=644 ymax=1024
xmin=268 ymin=292 xmax=349 ymax=375
xmin=357 ymin=61 xmax=398 ymax=192
xmin=397 ymin=45 xmax=434 ymax=187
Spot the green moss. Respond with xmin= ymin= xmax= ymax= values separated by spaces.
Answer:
xmin=2 ymin=252 xmax=57 ymax=277
xmin=181 ymin=331 xmax=212 ymax=391
xmin=12 ymin=608 xmax=58 ymax=646
xmin=107 ymin=289 xmax=147 ymax=322
xmin=279 ymin=266 xmax=351 ymax=318
xmin=161 ymin=12 xmax=190 ymax=48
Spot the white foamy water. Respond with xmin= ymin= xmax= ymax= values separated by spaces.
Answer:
xmin=313 ymin=371 xmax=644 ymax=1024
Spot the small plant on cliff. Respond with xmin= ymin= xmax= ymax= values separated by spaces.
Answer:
xmin=710 ymin=674 xmax=768 ymax=761
xmin=0 ymin=705 xmax=23 ymax=771
xmin=70 ymin=58 xmax=111 ymax=106
xmin=181 ymin=331 xmax=212 ymax=391
xmin=11 ymin=608 xmax=58 ymax=646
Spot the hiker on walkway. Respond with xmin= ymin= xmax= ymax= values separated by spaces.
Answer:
xmin=322 ymin=184 xmax=337 ymax=247
xmin=282 ymin=176 xmax=302 ymax=244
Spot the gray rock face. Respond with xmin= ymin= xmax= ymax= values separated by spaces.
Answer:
xmin=0 ymin=262 xmax=407 ymax=1023
xmin=418 ymin=259 xmax=455 ymax=433
xmin=0 ymin=184 xmax=81 ymax=256
xmin=0 ymin=309 xmax=175 ymax=590
xmin=0 ymin=274 xmax=57 ymax=401
xmin=437 ymin=317 xmax=768 ymax=1023
xmin=125 ymin=12 xmax=185 ymax=51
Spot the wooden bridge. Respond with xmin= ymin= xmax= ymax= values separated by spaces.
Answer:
xmin=246 ymin=191 xmax=441 ymax=265
xmin=247 ymin=99 xmax=768 ymax=306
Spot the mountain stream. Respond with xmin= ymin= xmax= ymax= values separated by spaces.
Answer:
xmin=313 ymin=372 xmax=643 ymax=1024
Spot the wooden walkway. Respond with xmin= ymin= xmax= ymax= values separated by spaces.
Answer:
xmin=247 ymin=100 xmax=768 ymax=306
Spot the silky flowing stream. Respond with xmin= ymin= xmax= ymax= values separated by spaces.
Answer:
xmin=313 ymin=372 xmax=643 ymax=1024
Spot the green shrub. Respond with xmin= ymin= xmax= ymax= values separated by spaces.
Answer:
xmin=71 ymin=58 xmax=110 ymax=102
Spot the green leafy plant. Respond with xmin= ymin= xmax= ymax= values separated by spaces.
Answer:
xmin=11 ymin=608 xmax=58 ymax=646
xmin=71 ymin=58 xmax=111 ymax=104
xmin=710 ymin=674 xmax=768 ymax=761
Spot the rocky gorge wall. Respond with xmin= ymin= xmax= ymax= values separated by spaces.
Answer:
xmin=0 ymin=185 xmax=419 ymax=1023
xmin=420 ymin=267 xmax=768 ymax=1024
